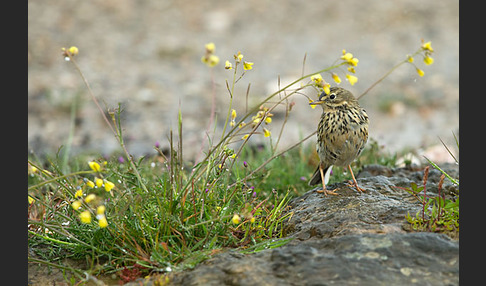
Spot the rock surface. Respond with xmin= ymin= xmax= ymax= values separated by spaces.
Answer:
xmin=169 ymin=233 xmax=457 ymax=286
xmin=165 ymin=164 xmax=459 ymax=286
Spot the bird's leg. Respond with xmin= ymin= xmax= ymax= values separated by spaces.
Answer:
xmin=347 ymin=165 xmax=365 ymax=192
xmin=316 ymin=164 xmax=339 ymax=196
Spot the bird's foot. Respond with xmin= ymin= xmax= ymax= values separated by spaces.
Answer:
xmin=316 ymin=187 xmax=340 ymax=196
xmin=346 ymin=180 xmax=365 ymax=193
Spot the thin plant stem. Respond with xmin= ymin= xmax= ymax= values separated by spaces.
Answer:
xmin=65 ymin=52 xmax=149 ymax=193
xmin=194 ymin=68 xmax=217 ymax=165
xmin=357 ymin=49 xmax=423 ymax=100
xmin=28 ymin=230 xmax=77 ymax=247
xmin=66 ymin=55 xmax=116 ymax=136
xmin=221 ymin=62 xmax=239 ymax=141
xmin=28 ymin=167 xmax=94 ymax=191
xmin=61 ymin=93 xmax=78 ymax=171
xmin=28 ymin=257 xmax=85 ymax=280
xmin=229 ymin=130 xmax=317 ymax=188
xmin=272 ymin=77 xmax=287 ymax=152
xmin=357 ymin=60 xmax=406 ymax=100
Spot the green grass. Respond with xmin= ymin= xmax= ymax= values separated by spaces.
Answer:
xmin=403 ymin=133 xmax=459 ymax=238
xmin=28 ymin=150 xmax=289 ymax=276
xmin=26 ymin=146 xmax=295 ymax=278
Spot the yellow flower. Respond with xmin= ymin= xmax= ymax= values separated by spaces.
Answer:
xmin=231 ymin=109 xmax=237 ymax=120
xmin=202 ymin=55 xmax=220 ymax=67
xmin=347 ymin=67 xmax=356 ymax=74
xmin=97 ymin=214 xmax=108 ymax=228
xmin=341 ymin=50 xmax=359 ymax=66
xmin=311 ymin=73 xmax=323 ymax=84
xmin=263 ymin=128 xmax=271 ymax=138
xmin=323 ymin=83 xmax=331 ymax=95
xmin=209 ymin=55 xmax=220 ymax=67
xmin=421 ymin=41 xmax=434 ymax=52
xmin=423 ymin=56 xmax=434 ymax=65
xmin=69 ymin=46 xmax=79 ymax=55
xmin=96 ymin=205 xmax=106 ymax=215
xmin=252 ymin=110 xmax=267 ymax=124
xmin=243 ymin=61 xmax=254 ymax=70
xmin=242 ymin=134 xmax=249 ymax=140
xmin=62 ymin=46 xmax=79 ymax=57
xmin=225 ymin=60 xmax=233 ymax=69
xmin=232 ymin=214 xmax=241 ymax=224
xmin=104 ymin=180 xmax=115 ymax=192
xmin=28 ymin=195 xmax=35 ymax=204
xmin=28 ymin=165 xmax=38 ymax=175
xmin=265 ymin=117 xmax=272 ymax=124
xmin=331 ymin=73 xmax=341 ymax=84
xmin=88 ymin=161 xmax=101 ymax=172
xmin=74 ymin=188 xmax=83 ymax=198
xmin=72 ymin=200 xmax=82 ymax=210
xmin=407 ymin=55 xmax=414 ymax=63
xmin=79 ymin=211 xmax=92 ymax=224
xmin=205 ymin=42 xmax=216 ymax=53
xmin=235 ymin=51 xmax=244 ymax=63
xmin=250 ymin=217 xmax=256 ymax=223
xmin=416 ymin=68 xmax=425 ymax=77
xmin=83 ymin=178 xmax=94 ymax=188
xmin=341 ymin=52 xmax=353 ymax=62
xmin=346 ymin=74 xmax=358 ymax=86
xmin=85 ymin=179 xmax=95 ymax=188
xmin=85 ymin=193 xmax=96 ymax=203
xmin=95 ymin=177 xmax=103 ymax=188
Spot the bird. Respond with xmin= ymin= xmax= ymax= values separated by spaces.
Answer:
xmin=308 ymin=86 xmax=369 ymax=195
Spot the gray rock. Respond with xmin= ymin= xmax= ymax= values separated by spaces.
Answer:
xmin=168 ymin=165 xmax=459 ymax=286
xmin=169 ymin=233 xmax=458 ymax=286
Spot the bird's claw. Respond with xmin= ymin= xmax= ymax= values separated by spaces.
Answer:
xmin=316 ymin=188 xmax=340 ymax=196
xmin=346 ymin=180 xmax=365 ymax=193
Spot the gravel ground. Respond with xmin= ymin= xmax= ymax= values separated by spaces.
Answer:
xmin=28 ymin=0 xmax=459 ymax=162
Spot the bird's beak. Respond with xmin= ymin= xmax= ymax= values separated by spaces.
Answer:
xmin=309 ymin=100 xmax=324 ymax=106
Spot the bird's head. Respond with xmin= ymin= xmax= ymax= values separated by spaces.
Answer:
xmin=309 ymin=87 xmax=358 ymax=110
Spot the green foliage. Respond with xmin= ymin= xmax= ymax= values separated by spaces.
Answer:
xmin=404 ymin=133 xmax=459 ymax=237
xmin=402 ymin=161 xmax=459 ymax=238
xmin=28 ymin=150 xmax=295 ymax=275
xmin=405 ymin=194 xmax=459 ymax=234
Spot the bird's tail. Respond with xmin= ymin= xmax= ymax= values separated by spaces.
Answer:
xmin=308 ymin=165 xmax=333 ymax=186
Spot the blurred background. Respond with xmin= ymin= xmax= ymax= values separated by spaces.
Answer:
xmin=28 ymin=0 xmax=459 ymax=163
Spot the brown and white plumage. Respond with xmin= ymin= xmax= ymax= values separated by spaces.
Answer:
xmin=308 ymin=87 xmax=369 ymax=194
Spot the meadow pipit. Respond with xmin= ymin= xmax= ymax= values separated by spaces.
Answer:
xmin=308 ymin=87 xmax=369 ymax=195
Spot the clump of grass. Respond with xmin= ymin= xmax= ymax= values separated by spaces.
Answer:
xmin=403 ymin=167 xmax=459 ymax=237
xmin=28 ymin=41 xmax=436 ymax=283
xmin=400 ymin=134 xmax=459 ymax=238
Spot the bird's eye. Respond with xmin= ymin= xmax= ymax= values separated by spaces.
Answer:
xmin=329 ymin=93 xmax=336 ymax=100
